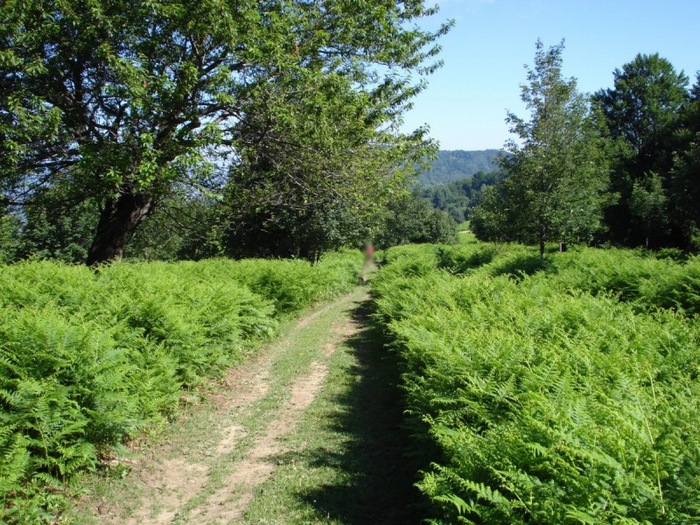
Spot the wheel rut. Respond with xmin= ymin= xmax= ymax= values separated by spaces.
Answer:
xmin=86 ymin=287 xmax=367 ymax=525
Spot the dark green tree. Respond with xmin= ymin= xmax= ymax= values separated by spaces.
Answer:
xmin=669 ymin=74 xmax=700 ymax=250
xmin=470 ymin=183 xmax=521 ymax=243
xmin=223 ymin=68 xmax=435 ymax=261
xmin=594 ymin=53 xmax=689 ymax=246
xmin=473 ymin=40 xmax=611 ymax=259
xmin=0 ymin=0 xmax=448 ymax=264
xmin=0 ymin=208 xmax=21 ymax=264
xmin=18 ymin=196 xmax=98 ymax=263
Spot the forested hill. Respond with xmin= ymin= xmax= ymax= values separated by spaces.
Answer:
xmin=418 ymin=149 xmax=503 ymax=186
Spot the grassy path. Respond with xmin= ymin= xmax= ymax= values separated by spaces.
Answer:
xmin=68 ymin=285 xmax=420 ymax=524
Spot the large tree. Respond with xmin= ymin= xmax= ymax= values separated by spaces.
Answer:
xmin=223 ymin=66 xmax=434 ymax=261
xmin=594 ymin=53 xmax=689 ymax=247
xmin=472 ymin=40 xmax=610 ymax=259
xmin=0 ymin=0 xmax=448 ymax=264
xmin=669 ymin=74 xmax=700 ymax=249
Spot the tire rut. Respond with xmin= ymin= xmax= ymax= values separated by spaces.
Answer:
xmin=88 ymin=288 xmax=366 ymax=525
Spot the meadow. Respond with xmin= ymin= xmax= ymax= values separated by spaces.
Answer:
xmin=372 ymin=238 xmax=700 ymax=524
xmin=0 ymin=251 xmax=362 ymax=522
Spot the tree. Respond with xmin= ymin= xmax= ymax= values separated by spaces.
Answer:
xmin=669 ymin=73 xmax=700 ymax=250
xmin=18 ymin=194 xmax=98 ymax=263
xmin=472 ymin=40 xmax=610 ymax=259
xmin=0 ymin=0 xmax=449 ymax=264
xmin=421 ymin=169 xmax=508 ymax=223
xmin=0 ymin=208 xmax=21 ymax=264
xmin=223 ymin=67 xmax=435 ymax=262
xmin=629 ymin=172 xmax=669 ymax=248
xmin=374 ymin=191 xmax=457 ymax=249
xmin=594 ymin=54 xmax=689 ymax=246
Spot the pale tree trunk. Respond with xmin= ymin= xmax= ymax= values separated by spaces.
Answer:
xmin=539 ymin=223 xmax=546 ymax=262
xmin=86 ymin=189 xmax=154 ymax=266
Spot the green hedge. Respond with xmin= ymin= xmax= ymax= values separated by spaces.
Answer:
xmin=373 ymin=243 xmax=700 ymax=524
xmin=0 ymin=251 xmax=361 ymax=522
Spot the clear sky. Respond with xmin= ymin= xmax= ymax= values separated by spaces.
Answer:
xmin=402 ymin=0 xmax=700 ymax=151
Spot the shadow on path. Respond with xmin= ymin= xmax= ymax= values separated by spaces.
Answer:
xmin=297 ymin=297 xmax=424 ymax=524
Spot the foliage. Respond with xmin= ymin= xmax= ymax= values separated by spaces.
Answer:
xmin=420 ymin=170 xmax=508 ymax=223
xmin=0 ymin=251 xmax=362 ymax=522
xmin=374 ymin=192 xmax=457 ymax=249
xmin=472 ymin=40 xmax=611 ymax=259
xmin=125 ymin=190 xmax=228 ymax=261
xmin=223 ymin=70 xmax=434 ymax=261
xmin=0 ymin=0 xmax=448 ymax=264
xmin=0 ymin=212 xmax=21 ymax=264
xmin=594 ymin=53 xmax=690 ymax=248
xmin=629 ymin=172 xmax=669 ymax=248
xmin=372 ymin=242 xmax=700 ymax=524
xmin=17 ymin=194 xmax=98 ymax=264
xmin=669 ymin=74 xmax=700 ymax=250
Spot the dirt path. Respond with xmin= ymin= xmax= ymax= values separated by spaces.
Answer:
xmin=71 ymin=286 xmax=420 ymax=525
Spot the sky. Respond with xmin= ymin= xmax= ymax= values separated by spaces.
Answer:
xmin=401 ymin=0 xmax=700 ymax=151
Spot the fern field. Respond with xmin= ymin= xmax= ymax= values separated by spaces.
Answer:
xmin=0 ymin=251 xmax=362 ymax=523
xmin=373 ymin=242 xmax=700 ymax=524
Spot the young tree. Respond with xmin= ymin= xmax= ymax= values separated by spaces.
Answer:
xmin=374 ymin=191 xmax=457 ymax=249
xmin=0 ymin=0 xmax=449 ymax=264
xmin=472 ymin=40 xmax=610 ymax=259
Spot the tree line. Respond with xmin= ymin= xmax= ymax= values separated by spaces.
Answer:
xmin=0 ymin=0 xmax=452 ymax=265
xmin=471 ymin=40 xmax=700 ymax=258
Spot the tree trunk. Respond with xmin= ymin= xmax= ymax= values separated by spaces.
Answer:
xmin=86 ymin=189 xmax=154 ymax=266
xmin=539 ymin=223 xmax=546 ymax=262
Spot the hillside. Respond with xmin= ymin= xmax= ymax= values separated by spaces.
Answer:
xmin=418 ymin=149 xmax=503 ymax=186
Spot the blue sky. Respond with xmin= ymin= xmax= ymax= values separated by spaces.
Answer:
xmin=402 ymin=0 xmax=700 ymax=150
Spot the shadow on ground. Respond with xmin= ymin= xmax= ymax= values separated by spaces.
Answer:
xmin=293 ymin=297 xmax=425 ymax=524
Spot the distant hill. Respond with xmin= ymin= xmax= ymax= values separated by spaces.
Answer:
xmin=418 ymin=149 xmax=504 ymax=186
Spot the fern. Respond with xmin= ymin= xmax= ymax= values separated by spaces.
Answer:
xmin=374 ymin=242 xmax=700 ymax=524
xmin=0 ymin=250 xmax=364 ymax=522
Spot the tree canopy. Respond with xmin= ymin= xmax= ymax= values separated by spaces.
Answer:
xmin=0 ymin=0 xmax=449 ymax=264
xmin=594 ymin=53 xmax=689 ymax=247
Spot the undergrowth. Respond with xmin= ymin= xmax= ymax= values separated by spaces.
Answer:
xmin=373 ymin=242 xmax=700 ymax=524
xmin=0 ymin=250 xmax=361 ymax=523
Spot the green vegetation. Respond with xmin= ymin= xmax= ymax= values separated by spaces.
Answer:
xmin=2 ymin=7 xmax=700 ymax=524
xmin=470 ymin=41 xmax=610 ymax=259
xmin=0 ymin=0 xmax=448 ymax=265
xmin=0 ymin=251 xmax=362 ymax=523
xmin=420 ymin=170 xmax=508 ymax=223
xmin=372 ymin=241 xmax=700 ymax=523
xmin=461 ymin=45 xmax=700 ymax=257
xmin=375 ymin=191 xmax=458 ymax=249
xmin=595 ymin=54 xmax=693 ymax=249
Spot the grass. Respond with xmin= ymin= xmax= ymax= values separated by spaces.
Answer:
xmin=242 ymin=296 xmax=423 ymax=524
